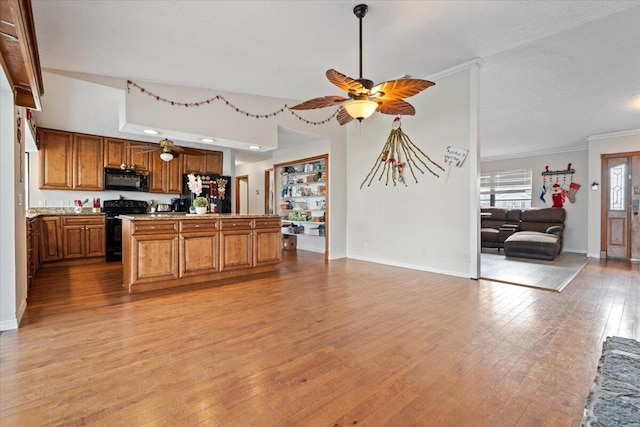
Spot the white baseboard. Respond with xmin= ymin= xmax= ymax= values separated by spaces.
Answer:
xmin=0 ymin=318 xmax=18 ymax=331
xmin=348 ymin=254 xmax=471 ymax=279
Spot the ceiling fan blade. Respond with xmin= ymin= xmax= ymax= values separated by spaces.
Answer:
xmin=371 ymin=79 xmax=435 ymax=100
xmin=336 ymin=108 xmax=354 ymax=126
xmin=129 ymin=144 xmax=161 ymax=151
xmin=376 ymin=99 xmax=416 ymax=116
xmin=290 ymin=95 xmax=348 ymax=110
xmin=326 ymin=69 xmax=365 ymax=94
xmin=172 ymin=146 xmax=207 ymax=156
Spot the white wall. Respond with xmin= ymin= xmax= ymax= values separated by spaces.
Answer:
xmin=481 ymin=149 xmax=589 ymax=253
xmin=0 ymin=73 xmax=28 ymax=331
xmin=587 ymin=131 xmax=640 ymax=257
xmin=346 ymin=68 xmax=476 ymax=277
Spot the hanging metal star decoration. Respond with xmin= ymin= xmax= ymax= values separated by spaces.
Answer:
xmin=360 ymin=117 xmax=444 ymax=188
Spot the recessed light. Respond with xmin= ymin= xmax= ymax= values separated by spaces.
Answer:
xmin=631 ymin=96 xmax=640 ymax=110
xmin=200 ymin=138 xmax=215 ymax=143
xmin=249 ymin=145 xmax=260 ymax=150
xmin=143 ymin=129 xmax=159 ymax=135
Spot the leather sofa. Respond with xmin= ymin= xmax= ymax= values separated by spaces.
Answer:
xmin=481 ymin=207 xmax=566 ymax=260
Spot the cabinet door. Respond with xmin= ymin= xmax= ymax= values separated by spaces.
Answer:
xmin=85 ymin=224 xmax=106 ymax=257
xmin=253 ymin=228 xmax=282 ymax=267
xmin=73 ymin=133 xmax=103 ymax=190
xmin=62 ymin=225 xmax=86 ymax=259
xmin=130 ymin=233 xmax=179 ymax=284
xmin=180 ymin=232 xmax=218 ymax=277
xmin=182 ymin=154 xmax=205 ymax=174
xmin=148 ymin=153 xmax=166 ymax=193
xmin=166 ymin=156 xmax=183 ymax=193
xmin=103 ymin=138 xmax=127 ymax=169
xmin=219 ymin=230 xmax=253 ymax=271
xmin=38 ymin=129 xmax=73 ymax=189
xmin=204 ymin=152 xmax=223 ymax=174
xmin=40 ymin=217 xmax=63 ymax=262
xmin=128 ymin=141 xmax=150 ymax=172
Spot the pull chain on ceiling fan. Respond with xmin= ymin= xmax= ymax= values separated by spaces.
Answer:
xmin=290 ymin=3 xmax=435 ymax=125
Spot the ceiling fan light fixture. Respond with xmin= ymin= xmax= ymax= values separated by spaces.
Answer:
xmin=344 ymin=99 xmax=378 ymax=121
xmin=159 ymin=151 xmax=174 ymax=162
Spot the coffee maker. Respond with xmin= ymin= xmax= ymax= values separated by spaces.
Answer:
xmin=171 ymin=196 xmax=191 ymax=212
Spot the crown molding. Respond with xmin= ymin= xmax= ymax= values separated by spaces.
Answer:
xmin=425 ymin=58 xmax=484 ymax=82
xmin=481 ymin=144 xmax=588 ymax=162
xmin=587 ymin=128 xmax=640 ymax=141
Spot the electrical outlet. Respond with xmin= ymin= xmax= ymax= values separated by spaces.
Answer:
xmin=363 ymin=242 xmax=368 ymax=250
xmin=421 ymin=249 xmax=427 ymax=258
xmin=463 ymin=253 xmax=470 ymax=264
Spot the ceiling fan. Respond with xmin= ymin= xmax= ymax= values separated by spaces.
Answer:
xmin=130 ymin=138 xmax=206 ymax=162
xmin=290 ymin=3 xmax=435 ymax=125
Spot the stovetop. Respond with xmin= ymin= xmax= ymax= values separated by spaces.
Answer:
xmin=103 ymin=199 xmax=148 ymax=212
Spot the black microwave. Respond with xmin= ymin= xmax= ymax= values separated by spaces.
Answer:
xmin=104 ymin=168 xmax=149 ymax=192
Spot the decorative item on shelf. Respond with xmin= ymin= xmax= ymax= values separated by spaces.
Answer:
xmin=591 ymin=181 xmax=599 ymax=191
xmin=361 ymin=117 xmax=444 ymax=188
xmin=216 ymin=178 xmax=228 ymax=200
xmin=193 ymin=197 xmax=209 ymax=214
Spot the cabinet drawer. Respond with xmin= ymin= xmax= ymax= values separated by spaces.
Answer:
xmin=180 ymin=220 xmax=219 ymax=233
xmin=219 ymin=219 xmax=252 ymax=230
xmin=62 ymin=216 xmax=105 ymax=226
xmin=132 ymin=221 xmax=178 ymax=235
xmin=253 ymin=218 xmax=281 ymax=229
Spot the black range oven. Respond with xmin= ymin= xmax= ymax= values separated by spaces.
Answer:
xmin=103 ymin=200 xmax=148 ymax=262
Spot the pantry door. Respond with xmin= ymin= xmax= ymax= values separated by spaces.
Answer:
xmin=602 ymin=152 xmax=640 ymax=261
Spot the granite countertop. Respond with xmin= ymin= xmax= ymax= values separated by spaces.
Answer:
xmin=27 ymin=208 xmax=106 ymax=219
xmin=117 ymin=213 xmax=281 ymax=221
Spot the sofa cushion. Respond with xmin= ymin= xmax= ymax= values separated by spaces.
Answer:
xmin=519 ymin=208 xmax=566 ymax=233
xmin=506 ymin=209 xmax=522 ymax=223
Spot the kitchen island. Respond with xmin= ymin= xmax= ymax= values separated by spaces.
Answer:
xmin=118 ymin=213 xmax=282 ymax=293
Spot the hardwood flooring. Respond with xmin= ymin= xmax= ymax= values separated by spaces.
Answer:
xmin=1 ymin=251 xmax=638 ymax=426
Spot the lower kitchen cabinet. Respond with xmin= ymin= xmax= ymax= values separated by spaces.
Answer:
xmin=179 ymin=220 xmax=219 ymax=277
xmin=40 ymin=216 xmax=63 ymax=262
xmin=219 ymin=219 xmax=253 ymax=272
xmin=125 ymin=221 xmax=179 ymax=285
xmin=62 ymin=216 xmax=106 ymax=259
xmin=253 ymin=218 xmax=282 ymax=267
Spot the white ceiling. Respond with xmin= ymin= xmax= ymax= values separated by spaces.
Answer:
xmin=32 ymin=1 xmax=640 ymax=162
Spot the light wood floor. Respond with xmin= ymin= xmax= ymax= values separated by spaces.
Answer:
xmin=1 ymin=251 xmax=638 ymax=426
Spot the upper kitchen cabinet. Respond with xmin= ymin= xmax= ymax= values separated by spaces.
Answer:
xmin=149 ymin=152 xmax=182 ymax=194
xmin=182 ymin=151 xmax=223 ymax=175
xmin=39 ymin=129 xmax=104 ymax=191
xmin=104 ymin=138 xmax=150 ymax=172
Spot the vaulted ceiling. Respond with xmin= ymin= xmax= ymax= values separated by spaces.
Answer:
xmin=31 ymin=1 xmax=640 ymax=161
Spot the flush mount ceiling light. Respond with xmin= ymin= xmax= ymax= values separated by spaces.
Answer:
xmin=200 ymin=138 xmax=215 ymax=143
xmin=143 ymin=129 xmax=159 ymax=135
xmin=290 ymin=3 xmax=435 ymax=125
xmin=249 ymin=145 xmax=261 ymax=150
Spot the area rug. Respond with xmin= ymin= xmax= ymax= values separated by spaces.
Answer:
xmin=583 ymin=336 xmax=640 ymax=426
xmin=480 ymin=251 xmax=590 ymax=292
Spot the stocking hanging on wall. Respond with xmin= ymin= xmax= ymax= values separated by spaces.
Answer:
xmin=360 ymin=117 xmax=444 ymax=188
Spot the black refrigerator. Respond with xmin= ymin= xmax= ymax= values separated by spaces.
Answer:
xmin=182 ymin=174 xmax=232 ymax=213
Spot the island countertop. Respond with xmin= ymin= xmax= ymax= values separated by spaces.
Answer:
xmin=117 ymin=213 xmax=281 ymax=221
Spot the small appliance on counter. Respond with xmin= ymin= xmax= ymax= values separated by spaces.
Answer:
xmin=156 ymin=203 xmax=172 ymax=212
xmin=171 ymin=196 xmax=191 ymax=213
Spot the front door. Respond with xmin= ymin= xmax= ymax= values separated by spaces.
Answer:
xmin=603 ymin=153 xmax=640 ymax=261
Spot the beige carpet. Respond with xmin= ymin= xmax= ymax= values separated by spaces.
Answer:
xmin=480 ymin=250 xmax=591 ymax=292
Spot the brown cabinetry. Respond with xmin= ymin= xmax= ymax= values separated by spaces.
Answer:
xmin=61 ymin=216 xmax=106 ymax=259
xmin=182 ymin=151 xmax=223 ymax=174
xmin=104 ymin=138 xmax=150 ymax=171
xmin=149 ymin=151 xmax=182 ymax=194
xmin=179 ymin=220 xmax=218 ymax=277
xmin=40 ymin=216 xmax=63 ymax=262
xmin=253 ymin=218 xmax=282 ymax=267
xmin=125 ymin=221 xmax=179 ymax=285
xmin=27 ymin=218 xmax=40 ymax=286
xmin=219 ymin=219 xmax=253 ymax=271
xmin=121 ymin=216 xmax=280 ymax=293
xmin=38 ymin=129 xmax=103 ymax=191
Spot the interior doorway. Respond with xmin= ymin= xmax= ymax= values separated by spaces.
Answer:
xmin=601 ymin=151 xmax=640 ymax=261
xmin=235 ymin=175 xmax=248 ymax=214
xmin=264 ymin=168 xmax=274 ymax=215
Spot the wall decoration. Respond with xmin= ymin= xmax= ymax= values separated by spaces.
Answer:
xmin=16 ymin=109 xmax=23 ymax=183
xmin=541 ymin=163 xmax=580 ymax=205
xmin=360 ymin=117 xmax=444 ymax=188
xmin=443 ymin=145 xmax=468 ymax=183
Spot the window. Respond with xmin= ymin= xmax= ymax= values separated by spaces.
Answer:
xmin=609 ymin=163 xmax=626 ymax=211
xmin=480 ymin=168 xmax=532 ymax=209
